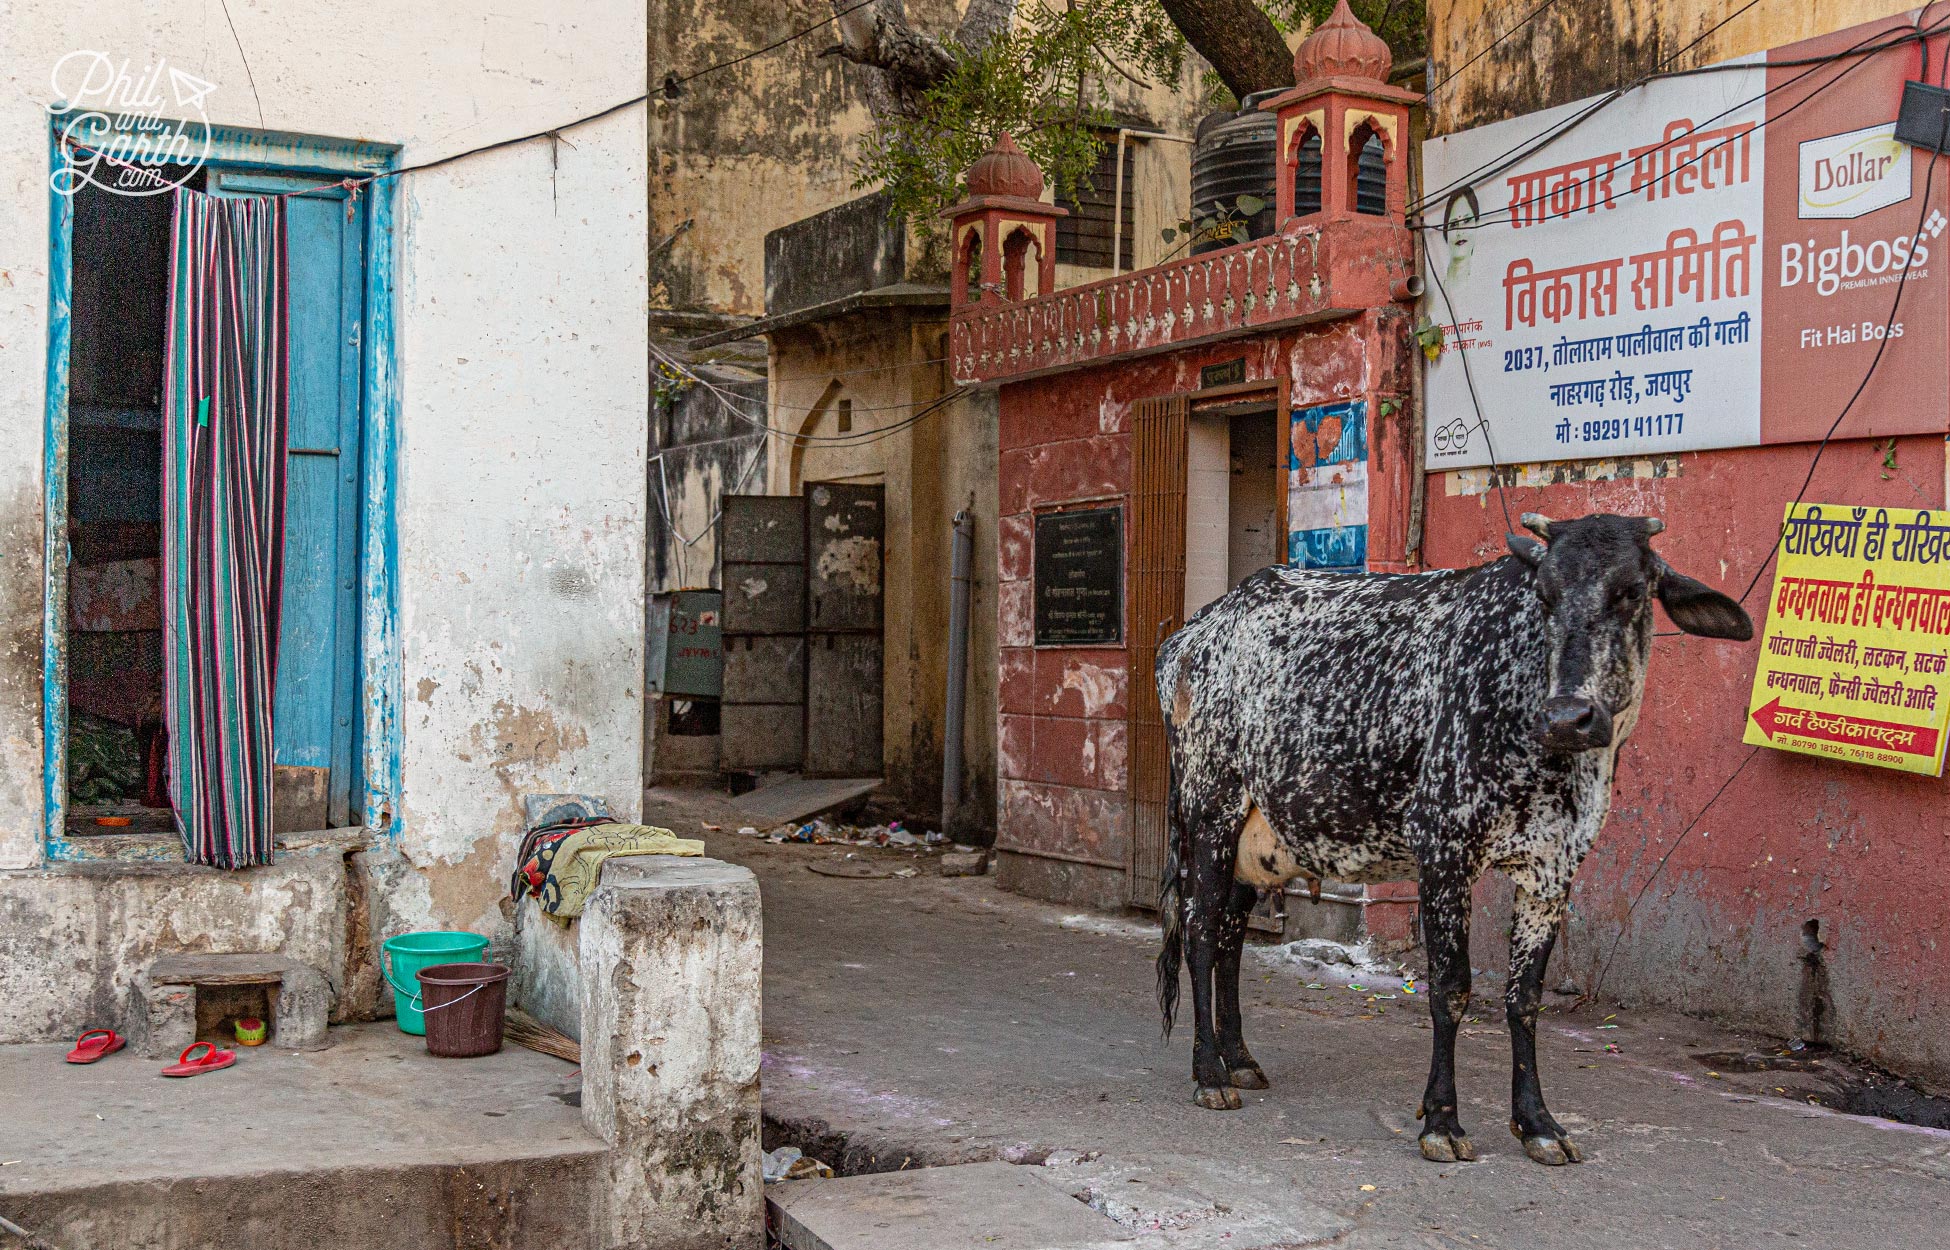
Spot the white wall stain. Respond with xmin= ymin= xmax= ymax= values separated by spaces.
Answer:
xmin=816 ymin=535 xmax=882 ymax=594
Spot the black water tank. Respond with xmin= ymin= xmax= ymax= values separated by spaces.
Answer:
xmin=1188 ymin=89 xmax=1281 ymax=255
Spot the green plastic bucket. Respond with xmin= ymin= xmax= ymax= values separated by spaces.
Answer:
xmin=382 ymin=931 xmax=489 ymax=1035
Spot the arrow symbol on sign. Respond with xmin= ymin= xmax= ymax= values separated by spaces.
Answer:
xmin=1750 ymin=697 xmax=1939 ymax=757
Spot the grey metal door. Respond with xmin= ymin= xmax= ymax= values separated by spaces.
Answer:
xmin=804 ymin=483 xmax=884 ymax=776
xmin=720 ymin=495 xmax=806 ymax=770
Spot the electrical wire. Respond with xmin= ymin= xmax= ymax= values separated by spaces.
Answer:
xmin=652 ymin=342 xmax=969 ymax=442
xmin=1717 ymin=10 xmax=1950 ymax=613
xmin=1432 ymin=15 xmax=1937 ymax=234
xmin=58 ymin=0 xmax=880 ymax=203
xmin=1422 ymin=0 xmax=1562 ymax=101
xmin=1588 ymin=745 xmax=1761 ymax=1002
xmin=1410 ymin=13 xmax=1940 ymax=222
xmin=664 ymin=0 xmax=879 ymax=91
xmin=1659 ymin=0 xmax=1765 ymax=74
xmin=1421 ymin=7 xmax=1948 ymax=632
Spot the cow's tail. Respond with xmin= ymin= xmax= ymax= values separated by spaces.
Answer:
xmin=1157 ymin=757 xmax=1185 ymax=1041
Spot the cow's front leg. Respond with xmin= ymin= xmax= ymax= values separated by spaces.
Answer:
xmin=1416 ymin=870 xmax=1477 ymax=1162
xmin=1214 ymin=880 xmax=1268 ymax=1090
xmin=1507 ymin=889 xmax=1583 ymax=1166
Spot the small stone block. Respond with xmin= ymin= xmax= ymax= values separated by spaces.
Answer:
xmin=939 ymin=851 xmax=988 ymax=877
xmin=769 ymin=1161 xmax=1135 ymax=1250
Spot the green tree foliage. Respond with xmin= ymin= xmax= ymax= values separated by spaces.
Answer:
xmin=858 ymin=0 xmax=1423 ymax=225
xmin=857 ymin=0 xmax=1186 ymax=225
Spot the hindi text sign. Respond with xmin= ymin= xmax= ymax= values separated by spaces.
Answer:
xmin=1745 ymin=502 xmax=1950 ymax=776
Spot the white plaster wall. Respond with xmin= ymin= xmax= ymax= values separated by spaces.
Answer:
xmin=0 ymin=4 xmax=649 ymax=935
xmin=1183 ymin=417 xmax=1231 ymax=616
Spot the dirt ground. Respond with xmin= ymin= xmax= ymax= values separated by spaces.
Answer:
xmin=646 ymin=784 xmax=1950 ymax=1250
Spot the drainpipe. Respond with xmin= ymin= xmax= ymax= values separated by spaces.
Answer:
xmin=942 ymin=509 xmax=975 ymax=827
xmin=1405 ymin=231 xmax=1430 ymax=567
xmin=1111 ymin=130 xmax=1129 ymax=276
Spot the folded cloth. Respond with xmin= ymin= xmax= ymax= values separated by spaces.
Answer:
xmin=510 ymin=816 xmax=613 ymax=903
xmin=521 ymin=823 xmax=704 ymax=921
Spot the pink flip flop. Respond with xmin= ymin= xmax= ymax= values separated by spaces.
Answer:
xmin=65 ymin=1028 xmax=126 ymax=1064
xmin=160 ymin=1041 xmax=235 ymax=1078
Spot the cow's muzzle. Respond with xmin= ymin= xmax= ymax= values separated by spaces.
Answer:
xmin=1536 ymin=696 xmax=1613 ymax=751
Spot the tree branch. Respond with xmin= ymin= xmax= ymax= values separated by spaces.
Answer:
xmin=830 ymin=0 xmax=1017 ymax=99
xmin=1155 ymin=0 xmax=1294 ymax=99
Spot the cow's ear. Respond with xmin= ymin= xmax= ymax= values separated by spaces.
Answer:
xmin=1655 ymin=560 xmax=1754 ymax=640
xmin=1507 ymin=533 xmax=1546 ymax=567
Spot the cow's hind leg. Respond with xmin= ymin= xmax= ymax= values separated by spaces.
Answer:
xmin=1416 ymin=866 xmax=1478 ymax=1162
xmin=1185 ymin=813 xmax=1244 ymax=1110
xmin=1507 ymin=889 xmax=1583 ymax=1166
xmin=1214 ymin=879 xmax=1268 ymax=1090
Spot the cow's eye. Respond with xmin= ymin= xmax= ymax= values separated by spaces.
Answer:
xmin=1611 ymin=584 xmax=1644 ymax=612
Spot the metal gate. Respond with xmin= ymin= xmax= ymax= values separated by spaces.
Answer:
xmin=1126 ymin=396 xmax=1188 ymax=908
xmin=719 ymin=485 xmax=884 ymax=777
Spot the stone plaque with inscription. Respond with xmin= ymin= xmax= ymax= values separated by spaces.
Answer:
xmin=1034 ymin=507 xmax=1122 ymax=646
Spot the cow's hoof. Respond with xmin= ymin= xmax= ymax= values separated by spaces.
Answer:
xmin=1417 ymin=1131 xmax=1478 ymax=1162
xmin=1195 ymin=1086 xmax=1243 ymax=1110
xmin=1228 ymin=1065 xmax=1270 ymax=1090
xmin=1521 ymin=1134 xmax=1584 ymax=1166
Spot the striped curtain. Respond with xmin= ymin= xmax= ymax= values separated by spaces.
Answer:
xmin=162 ymin=192 xmax=290 ymax=868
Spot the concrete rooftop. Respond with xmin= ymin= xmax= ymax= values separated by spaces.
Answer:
xmin=644 ymin=785 xmax=1950 ymax=1250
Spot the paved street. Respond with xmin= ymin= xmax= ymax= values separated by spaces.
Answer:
xmin=649 ymin=786 xmax=1950 ymax=1250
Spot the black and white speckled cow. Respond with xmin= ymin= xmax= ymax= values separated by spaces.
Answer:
xmin=1155 ymin=513 xmax=1752 ymax=1166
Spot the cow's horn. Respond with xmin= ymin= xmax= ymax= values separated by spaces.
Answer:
xmin=1641 ymin=517 xmax=1666 ymax=536
xmin=1520 ymin=513 xmax=1554 ymax=539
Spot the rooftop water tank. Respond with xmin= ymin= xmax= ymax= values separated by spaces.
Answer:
xmin=1188 ymin=90 xmax=1282 ymax=255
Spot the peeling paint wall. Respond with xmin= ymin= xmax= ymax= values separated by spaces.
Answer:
xmin=1427 ymin=0 xmax=1919 ymax=136
xmin=1423 ymin=0 xmax=1950 ymax=1087
xmin=649 ymin=0 xmax=1215 ymax=319
xmin=648 ymin=0 xmax=948 ymax=317
xmin=994 ymin=314 xmax=1409 ymax=906
xmin=3 ymin=3 xmax=647 ymax=1017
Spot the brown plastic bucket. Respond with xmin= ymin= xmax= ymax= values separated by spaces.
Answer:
xmin=415 ymin=961 xmax=509 ymax=1057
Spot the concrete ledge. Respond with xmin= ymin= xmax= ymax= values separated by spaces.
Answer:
xmin=0 ymin=844 xmax=349 ymax=1044
xmin=580 ymin=857 xmax=763 ymax=1249
xmin=995 ymin=849 xmax=1128 ymax=913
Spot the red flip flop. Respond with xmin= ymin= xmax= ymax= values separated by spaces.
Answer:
xmin=65 ymin=1029 xmax=125 ymax=1064
xmin=160 ymin=1041 xmax=235 ymax=1078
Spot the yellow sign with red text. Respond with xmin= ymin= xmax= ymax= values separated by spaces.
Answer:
xmin=1745 ymin=503 xmax=1950 ymax=775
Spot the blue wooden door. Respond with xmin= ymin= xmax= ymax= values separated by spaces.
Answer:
xmin=210 ymin=170 xmax=364 ymax=828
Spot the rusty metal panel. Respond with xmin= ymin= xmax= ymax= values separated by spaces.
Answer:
xmin=1127 ymin=395 xmax=1189 ymax=910
xmin=721 ymin=495 xmax=807 ymax=771
xmin=722 ymin=493 xmax=807 ymax=566
xmin=804 ymin=482 xmax=884 ymax=777
xmin=806 ymin=482 xmax=883 ymax=632
xmin=805 ymin=633 xmax=883 ymax=776
xmin=722 ymin=701 xmax=806 ymax=771
xmin=724 ymin=634 xmax=805 ymax=706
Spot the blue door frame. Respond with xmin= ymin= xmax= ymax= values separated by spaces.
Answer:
xmin=43 ymin=124 xmax=403 ymax=862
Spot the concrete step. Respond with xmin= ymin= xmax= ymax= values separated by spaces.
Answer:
xmin=768 ymin=1162 xmax=1136 ymax=1250
xmin=0 ymin=1023 xmax=605 ymax=1250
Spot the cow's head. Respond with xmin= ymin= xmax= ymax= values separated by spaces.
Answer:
xmin=1507 ymin=513 xmax=1752 ymax=751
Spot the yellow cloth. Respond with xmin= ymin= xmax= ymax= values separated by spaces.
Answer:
xmin=543 ymin=823 xmax=704 ymax=921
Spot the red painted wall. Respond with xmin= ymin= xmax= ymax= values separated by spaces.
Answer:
xmin=994 ymin=310 xmax=1413 ymax=906
xmin=1424 ymin=434 xmax=1950 ymax=1085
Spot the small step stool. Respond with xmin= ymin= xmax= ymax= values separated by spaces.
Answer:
xmin=136 ymin=953 xmax=331 ymax=1056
